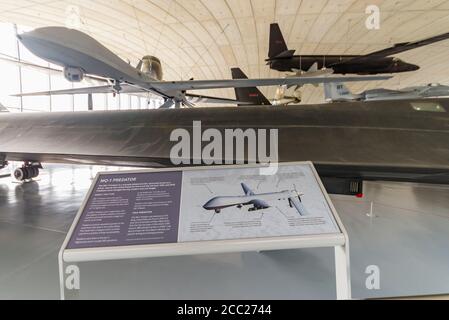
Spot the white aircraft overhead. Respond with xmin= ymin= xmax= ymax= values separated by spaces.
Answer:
xmin=13 ymin=26 xmax=392 ymax=108
xmin=203 ymin=183 xmax=308 ymax=216
xmin=324 ymin=82 xmax=449 ymax=102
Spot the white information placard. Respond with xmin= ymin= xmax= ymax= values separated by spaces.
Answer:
xmin=179 ymin=165 xmax=339 ymax=242
xmin=59 ymin=162 xmax=351 ymax=299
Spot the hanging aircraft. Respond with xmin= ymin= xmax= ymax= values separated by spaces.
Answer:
xmin=203 ymin=183 xmax=308 ymax=216
xmin=230 ymin=67 xmax=301 ymax=106
xmin=324 ymin=82 xmax=449 ymax=102
xmin=11 ymin=26 xmax=389 ymax=108
xmin=266 ymin=23 xmax=449 ymax=75
xmin=1 ymin=27 xmax=448 ymax=195
xmin=230 ymin=68 xmax=272 ymax=106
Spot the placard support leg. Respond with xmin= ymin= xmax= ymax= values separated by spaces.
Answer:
xmin=334 ymin=244 xmax=351 ymax=300
xmin=59 ymin=251 xmax=81 ymax=300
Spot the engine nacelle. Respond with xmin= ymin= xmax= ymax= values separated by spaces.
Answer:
xmin=64 ymin=66 xmax=84 ymax=82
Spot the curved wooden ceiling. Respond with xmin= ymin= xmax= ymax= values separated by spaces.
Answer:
xmin=1 ymin=0 xmax=449 ymax=104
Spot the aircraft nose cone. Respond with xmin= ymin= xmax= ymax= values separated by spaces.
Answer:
xmin=203 ymin=200 xmax=212 ymax=209
xmin=17 ymin=28 xmax=55 ymax=44
xmin=16 ymin=30 xmax=35 ymax=44
xmin=403 ymin=62 xmax=420 ymax=72
xmin=16 ymin=33 xmax=26 ymax=42
xmin=203 ymin=197 xmax=218 ymax=210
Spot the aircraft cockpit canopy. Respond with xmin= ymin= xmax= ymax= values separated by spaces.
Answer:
xmin=139 ymin=55 xmax=163 ymax=81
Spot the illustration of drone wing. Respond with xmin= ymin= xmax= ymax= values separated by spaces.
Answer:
xmin=241 ymin=183 xmax=255 ymax=196
xmin=289 ymin=197 xmax=308 ymax=216
xmin=249 ymin=199 xmax=270 ymax=209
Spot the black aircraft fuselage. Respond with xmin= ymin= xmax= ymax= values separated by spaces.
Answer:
xmin=0 ymin=99 xmax=448 ymax=186
xmin=268 ymin=55 xmax=420 ymax=74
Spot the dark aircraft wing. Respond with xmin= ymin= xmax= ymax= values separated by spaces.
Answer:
xmin=365 ymin=32 xmax=449 ymax=58
xmin=333 ymin=31 xmax=449 ymax=66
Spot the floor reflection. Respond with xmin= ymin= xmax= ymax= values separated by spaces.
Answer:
xmin=0 ymin=164 xmax=449 ymax=299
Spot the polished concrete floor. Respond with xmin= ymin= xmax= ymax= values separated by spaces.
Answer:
xmin=0 ymin=164 xmax=449 ymax=299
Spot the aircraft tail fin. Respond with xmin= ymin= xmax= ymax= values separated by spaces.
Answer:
xmin=268 ymin=23 xmax=294 ymax=59
xmin=0 ymin=102 xmax=9 ymax=112
xmin=231 ymin=68 xmax=271 ymax=106
xmin=308 ymin=62 xmax=318 ymax=73
xmin=288 ymin=196 xmax=308 ymax=216
xmin=135 ymin=59 xmax=143 ymax=71
xmin=241 ymin=183 xmax=255 ymax=196
xmin=323 ymin=82 xmax=354 ymax=102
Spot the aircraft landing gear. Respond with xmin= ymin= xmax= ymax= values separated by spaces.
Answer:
xmin=14 ymin=161 xmax=42 ymax=182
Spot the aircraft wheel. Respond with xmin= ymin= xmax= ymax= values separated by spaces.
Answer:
xmin=32 ymin=167 xmax=40 ymax=178
xmin=14 ymin=166 xmax=40 ymax=181
xmin=14 ymin=168 xmax=25 ymax=181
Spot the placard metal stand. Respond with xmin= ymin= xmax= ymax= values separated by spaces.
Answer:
xmin=59 ymin=162 xmax=351 ymax=300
